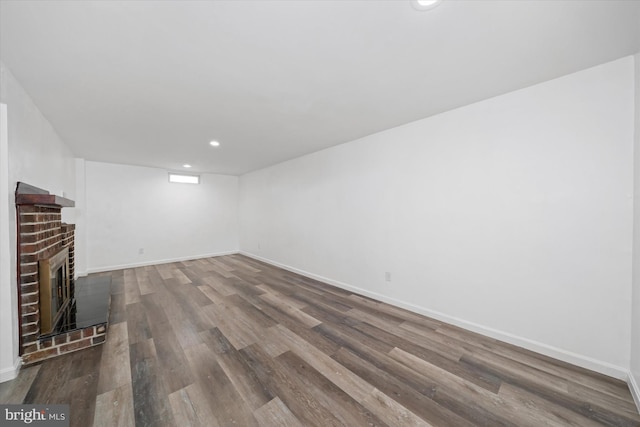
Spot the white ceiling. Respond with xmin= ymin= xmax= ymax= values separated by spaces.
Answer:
xmin=1 ymin=0 xmax=639 ymax=176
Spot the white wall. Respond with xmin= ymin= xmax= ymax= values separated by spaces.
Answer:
xmin=84 ymin=161 xmax=239 ymax=273
xmin=74 ymin=159 xmax=88 ymax=277
xmin=0 ymin=62 xmax=76 ymax=381
xmin=240 ymin=56 xmax=635 ymax=377
xmin=630 ymin=52 xmax=640 ymax=407
xmin=0 ymin=103 xmax=14 ymax=382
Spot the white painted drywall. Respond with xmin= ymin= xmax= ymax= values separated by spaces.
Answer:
xmin=0 ymin=103 xmax=16 ymax=382
xmin=73 ymin=158 xmax=87 ymax=276
xmin=630 ymin=52 xmax=640 ymax=408
xmin=240 ymin=56 xmax=635 ymax=377
xmin=0 ymin=62 xmax=76 ymax=382
xmin=84 ymin=161 xmax=239 ymax=272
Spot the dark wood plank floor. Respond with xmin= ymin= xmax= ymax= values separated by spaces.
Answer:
xmin=1 ymin=254 xmax=639 ymax=426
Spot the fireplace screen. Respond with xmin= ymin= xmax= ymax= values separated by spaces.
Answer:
xmin=39 ymin=247 xmax=71 ymax=335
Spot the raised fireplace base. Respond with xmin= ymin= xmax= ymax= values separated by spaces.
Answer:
xmin=22 ymin=275 xmax=111 ymax=365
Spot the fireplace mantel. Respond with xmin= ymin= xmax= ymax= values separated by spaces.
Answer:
xmin=15 ymin=182 xmax=75 ymax=207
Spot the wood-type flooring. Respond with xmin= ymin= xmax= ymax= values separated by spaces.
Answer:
xmin=1 ymin=254 xmax=639 ymax=426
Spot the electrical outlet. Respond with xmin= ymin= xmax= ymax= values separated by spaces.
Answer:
xmin=385 ymin=272 xmax=391 ymax=282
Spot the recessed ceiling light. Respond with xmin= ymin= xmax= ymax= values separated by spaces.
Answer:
xmin=209 ymin=140 xmax=220 ymax=147
xmin=411 ymin=0 xmax=442 ymax=11
xmin=183 ymin=164 xmax=192 ymax=168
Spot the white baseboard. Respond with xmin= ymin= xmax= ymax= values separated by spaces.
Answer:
xmin=86 ymin=250 xmax=240 ymax=274
xmin=0 ymin=357 xmax=21 ymax=383
xmin=629 ymin=371 xmax=640 ymax=413
xmin=240 ymin=251 xmax=629 ymax=381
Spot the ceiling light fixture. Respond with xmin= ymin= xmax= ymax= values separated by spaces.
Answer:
xmin=209 ymin=140 xmax=220 ymax=147
xmin=411 ymin=0 xmax=443 ymax=11
xmin=183 ymin=164 xmax=192 ymax=168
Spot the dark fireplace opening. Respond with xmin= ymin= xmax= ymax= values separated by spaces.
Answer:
xmin=39 ymin=247 xmax=72 ymax=335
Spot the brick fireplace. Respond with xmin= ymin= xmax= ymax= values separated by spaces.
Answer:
xmin=16 ymin=182 xmax=107 ymax=364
